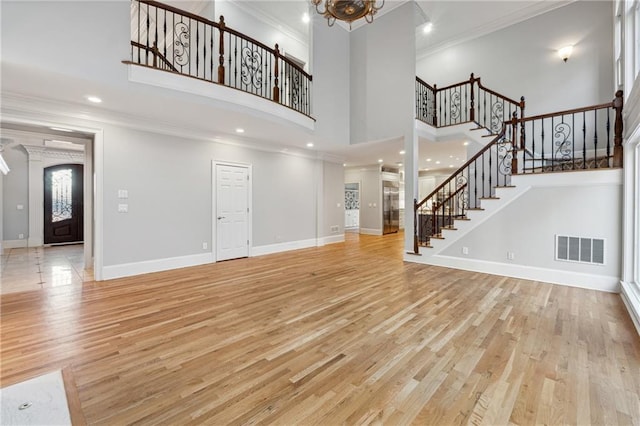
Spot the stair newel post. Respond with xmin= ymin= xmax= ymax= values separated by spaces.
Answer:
xmin=613 ymin=90 xmax=624 ymax=167
xmin=469 ymin=73 xmax=475 ymax=122
xmin=218 ymin=16 xmax=226 ymax=84
xmin=413 ymin=199 xmax=419 ymax=254
xmin=519 ymin=96 xmax=526 ymax=150
xmin=511 ymin=111 xmax=519 ymax=175
xmin=432 ymin=84 xmax=438 ymax=127
xmin=273 ymin=44 xmax=280 ymax=103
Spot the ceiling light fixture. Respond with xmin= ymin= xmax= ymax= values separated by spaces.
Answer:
xmin=236 ymin=128 xmax=245 ymax=133
xmin=423 ymin=22 xmax=433 ymax=34
xmin=435 ymin=160 xmax=441 ymax=164
xmin=399 ymin=150 xmax=406 ymax=155
xmin=463 ymin=141 xmax=469 ymax=146
xmin=306 ymin=142 xmax=314 ymax=147
xmin=558 ymin=45 xmax=573 ymax=62
xmin=426 ymin=158 xmax=432 ymax=162
xmin=302 ymin=12 xmax=310 ymax=23
xmin=311 ymin=0 xmax=384 ymax=28
xmin=378 ymin=159 xmax=383 ymax=163
xmin=86 ymin=95 xmax=102 ymax=103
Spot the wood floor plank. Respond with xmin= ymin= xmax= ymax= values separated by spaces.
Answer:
xmin=1 ymin=232 xmax=639 ymax=425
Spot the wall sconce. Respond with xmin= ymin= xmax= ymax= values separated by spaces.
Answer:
xmin=558 ymin=45 xmax=573 ymax=62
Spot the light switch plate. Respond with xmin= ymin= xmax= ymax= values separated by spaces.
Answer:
xmin=118 ymin=189 xmax=128 ymax=199
xmin=118 ymin=204 xmax=128 ymax=213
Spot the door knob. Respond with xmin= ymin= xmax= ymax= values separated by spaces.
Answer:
xmin=217 ymin=216 xmax=225 ymax=220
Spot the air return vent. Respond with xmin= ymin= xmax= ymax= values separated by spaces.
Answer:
xmin=556 ymin=235 xmax=604 ymax=265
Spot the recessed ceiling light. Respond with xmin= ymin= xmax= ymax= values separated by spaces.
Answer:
xmin=449 ymin=165 xmax=454 ymax=168
xmin=463 ymin=141 xmax=469 ymax=146
xmin=306 ymin=142 xmax=314 ymax=148
xmin=343 ymin=163 xmax=347 ymax=167
xmin=236 ymin=128 xmax=245 ymax=133
xmin=50 ymin=127 xmax=73 ymax=132
xmin=378 ymin=159 xmax=383 ymax=163
xmin=456 ymin=157 xmax=460 ymax=160
xmin=302 ymin=12 xmax=310 ymax=23
xmin=86 ymin=95 xmax=102 ymax=103
xmin=423 ymin=22 xmax=433 ymax=34
xmin=399 ymin=150 xmax=406 ymax=155
xmin=435 ymin=160 xmax=441 ymax=164
xmin=425 ymin=168 xmax=430 ymax=171
xmin=397 ymin=162 xmax=403 ymax=166
xmin=426 ymin=158 xmax=432 ymax=162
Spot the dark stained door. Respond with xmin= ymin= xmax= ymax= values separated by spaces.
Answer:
xmin=44 ymin=164 xmax=84 ymax=244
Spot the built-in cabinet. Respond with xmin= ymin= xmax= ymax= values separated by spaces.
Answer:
xmin=345 ymin=183 xmax=360 ymax=229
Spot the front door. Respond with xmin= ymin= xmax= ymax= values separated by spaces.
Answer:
xmin=216 ymin=164 xmax=249 ymax=261
xmin=44 ymin=164 xmax=84 ymax=244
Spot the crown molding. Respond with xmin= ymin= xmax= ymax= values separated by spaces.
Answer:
xmin=416 ymin=0 xmax=575 ymax=60
xmin=22 ymin=144 xmax=85 ymax=162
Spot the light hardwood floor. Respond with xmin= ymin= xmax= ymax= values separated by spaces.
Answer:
xmin=1 ymin=232 xmax=639 ymax=425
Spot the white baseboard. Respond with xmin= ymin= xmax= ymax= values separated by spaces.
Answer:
xmin=404 ymin=254 xmax=620 ymax=293
xmin=621 ymin=280 xmax=640 ymax=336
xmin=3 ymin=239 xmax=29 ymax=249
xmin=28 ymin=236 xmax=43 ymax=247
xmin=102 ymin=252 xmax=214 ymax=280
xmin=251 ymin=238 xmax=318 ymax=257
xmin=319 ymin=234 xmax=345 ymax=246
xmin=360 ymin=228 xmax=383 ymax=236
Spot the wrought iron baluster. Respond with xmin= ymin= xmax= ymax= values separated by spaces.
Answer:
xmin=572 ymin=114 xmax=575 ymax=170
xmin=481 ymin=152 xmax=486 ymax=198
xmin=582 ymin=112 xmax=586 ymax=169
xmin=593 ymin=109 xmax=598 ymax=168
xmin=606 ymin=108 xmax=611 ymax=167
xmin=540 ymin=118 xmax=545 ymax=173
xmin=163 ymin=9 xmax=167 ymax=61
xmin=146 ymin=3 xmax=150 ymax=64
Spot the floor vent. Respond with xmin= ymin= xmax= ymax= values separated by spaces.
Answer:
xmin=556 ymin=235 xmax=604 ymax=265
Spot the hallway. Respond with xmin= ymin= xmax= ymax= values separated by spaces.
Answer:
xmin=0 ymin=244 xmax=92 ymax=294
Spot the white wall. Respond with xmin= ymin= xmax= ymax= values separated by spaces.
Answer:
xmin=100 ymin=125 xmax=323 ymax=266
xmin=322 ymin=161 xmax=345 ymax=239
xmin=1 ymin=143 xmax=29 ymax=242
xmin=417 ymin=1 xmax=614 ymax=116
xmin=345 ymin=166 xmax=382 ymax=234
xmin=350 ymin=3 xmax=416 ymax=144
xmin=441 ymin=179 xmax=622 ymax=280
xmin=311 ymin=14 xmax=350 ymax=146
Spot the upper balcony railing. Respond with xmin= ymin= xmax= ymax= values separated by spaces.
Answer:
xmin=125 ymin=0 xmax=313 ymax=117
xmin=416 ymin=73 xmax=525 ymax=134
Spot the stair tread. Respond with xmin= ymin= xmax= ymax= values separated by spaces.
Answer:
xmin=496 ymin=185 xmax=516 ymax=188
xmin=467 ymin=207 xmax=485 ymax=211
xmin=479 ymin=196 xmax=500 ymax=200
xmin=482 ymin=134 xmax=497 ymax=138
xmin=454 ymin=217 xmax=471 ymax=221
xmin=431 ymin=235 xmax=445 ymax=240
xmin=442 ymin=227 xmax=458 ymax=231
xmin=469 ymin=127 xmax=486 ymax=132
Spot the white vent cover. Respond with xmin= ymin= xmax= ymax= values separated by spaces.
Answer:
xmin=556 ymin=235 xmax=604 ymax=265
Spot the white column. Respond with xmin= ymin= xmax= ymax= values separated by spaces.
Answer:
xmin=25 ymin=146 xmax=44 ymax=247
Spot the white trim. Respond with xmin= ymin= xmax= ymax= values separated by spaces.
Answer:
xmin=360 ymin=228 xmax=383 ymax=235
xmin=405 ymin=253 xmax=620 ymax=293
xmin=102 ymin=253 xmax=214 ymax=280
xmin=319 ymin=234 xmax=345 ymax=246
xmin=620 ymin=280 xmax=640 ymax=336
xmin=251 ymin=238 xmax=318 ymax=257
xmin=3 ymin=239 xmax=28 ymax=249
xmin=0 ymin=115 xmax=103 ymax=281
xmin=128 ymin=65 xmax=315 ymax=131
xmin=212 ymin=160 xmax=253 ymax=262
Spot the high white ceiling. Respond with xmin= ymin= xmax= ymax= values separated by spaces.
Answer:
xmin=1 ymin=0 xmax=571 ymax=171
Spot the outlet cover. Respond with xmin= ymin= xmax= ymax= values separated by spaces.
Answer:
xmin=202 ymin=242 xmax=208 ymax=250
xmin=462 ymin=247 xmax=469 ymax=255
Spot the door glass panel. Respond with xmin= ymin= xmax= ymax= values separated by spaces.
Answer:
xmin=51 ymin=168 xmax=73 ymax=222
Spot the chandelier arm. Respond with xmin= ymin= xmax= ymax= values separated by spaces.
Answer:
xmin=373 ymin=0 xmax=385 ymax=12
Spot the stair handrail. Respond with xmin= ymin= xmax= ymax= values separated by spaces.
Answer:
xmin=413 ymin=122 xmax=512 ymax=253
xmin=513 ymin=90 xmax=624 ymax=172
xmin=127 ymin=0 xmax=313 ymax=116
xmin=130 ymin=41 xmax=178 ymax=72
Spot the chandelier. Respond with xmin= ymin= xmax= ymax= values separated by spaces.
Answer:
xmin=311 ymin=0 xmax=385 ymax=28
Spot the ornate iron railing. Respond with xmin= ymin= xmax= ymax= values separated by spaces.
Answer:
xmin=412 ymin=89 xmax=624 ymax=252
xmin=126 ymin=0 xmax=313 ymax=117
xmin=413 ymin=122 xmax=517 ymax=250
xmin=416 ymin=73 xmax=525 ymax=133
xmin=515 ymin=91 xmax=624 ymax=173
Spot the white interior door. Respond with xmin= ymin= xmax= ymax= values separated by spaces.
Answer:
xmin=216 ymin=164 xmax=249 ymax=261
